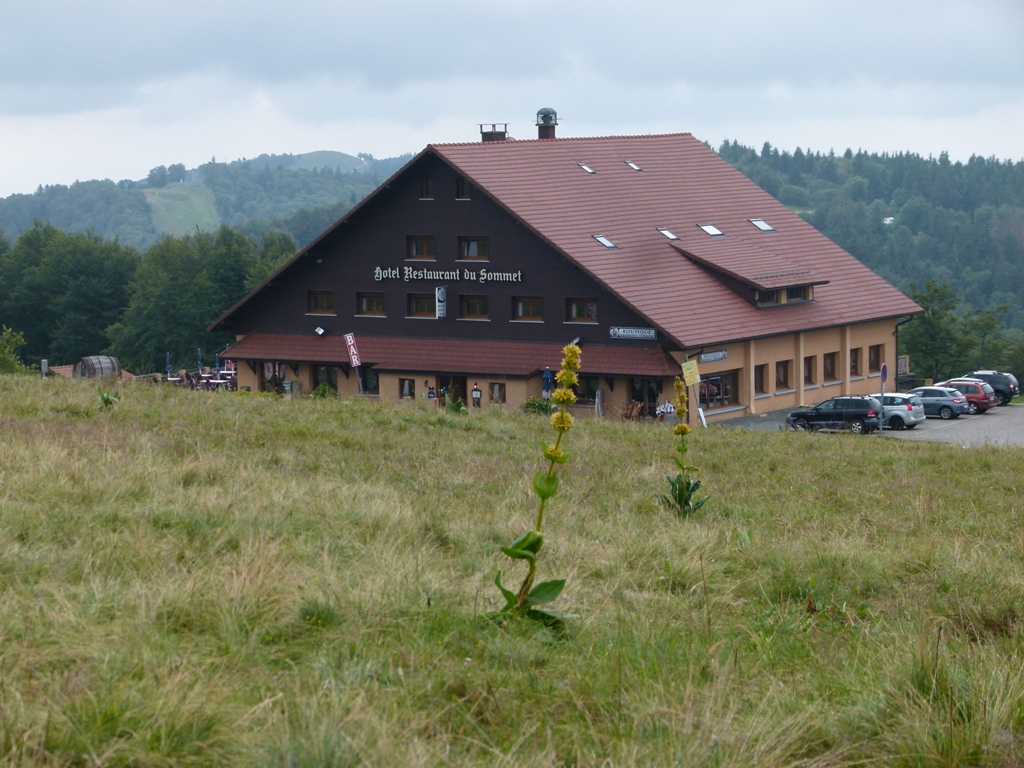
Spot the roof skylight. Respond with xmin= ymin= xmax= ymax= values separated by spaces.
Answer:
xmin=593 ymin=234 xmax=617 ymax=249
xmin=699 ymin=223 xmax=724 ymax=237
xmin=749 ymin=218 xmax=775 ymax=232
xmin=578 ymin=162 xmax=596 ymax=174
xmin=625 ymin=160 xmax=643 ymax=171
xmin=657 ymin=227 xmax=678 ymax=240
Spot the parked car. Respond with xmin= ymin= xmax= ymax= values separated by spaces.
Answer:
xmin=870 ymin=392 xmax=926 ymax=430
xmin=908 ymin=386 xmax=969 ymax=420
xmin=787 ymin=396 xmax=882 ymax=434
xmin=937 ymin=378 xmax=998 ymax=414
xmin=962 ymin=370 xmax=1019 ymax=406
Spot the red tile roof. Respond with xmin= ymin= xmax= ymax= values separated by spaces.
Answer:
xmin=430 ymin=133 xmax=921 ymax=347
xmin=225 ymin=333 xmax=680 ymax=378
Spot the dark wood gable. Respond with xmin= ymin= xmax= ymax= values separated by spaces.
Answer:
xmin=219 ymin=151 xmax=666 ymax=352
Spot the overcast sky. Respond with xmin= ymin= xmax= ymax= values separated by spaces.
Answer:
xmin=2 ymin=0 xmax=1023 ymax=198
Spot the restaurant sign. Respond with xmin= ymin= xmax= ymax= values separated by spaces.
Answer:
xmin=374 ymin=266 xmax=523 ymax=284
xmin=609 ymin=327 xmax=657 ymax=340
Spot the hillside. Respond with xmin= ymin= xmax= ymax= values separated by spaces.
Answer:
xmin=143 ymin=182 xmax=220 ymax=237
xmin=3 ymin=375 xmax=1024 ymax=765
xmin=0 ymin=151 xmax=408 ymax=250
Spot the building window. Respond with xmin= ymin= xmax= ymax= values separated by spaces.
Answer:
xmin=407 ymin=293 xmax=436 ymax=317
xmin=458 ymin=236 xmax=489 ymax=260
xmin=513 ymin=296 xmax=543 ymax=322
xmin=850 ymin=348 xmax=862 ymax=376
xmin=754 ymin=364 xmax=768 ymax=394
xmin=750 ymin=218 xmax=775 ymax=232
xmin=573 ymin=375 xmax=600 ymax=406
xmin=566 ymin=298 xmax=598 ymax=323
xmin=489 ymin=382 xmax=506 ymax=404
xmin=700 ymin=371 xmax=739 ymax=409
xmin=307 ymin=290 xmax=335 ymax=315
xmin=823 ymin=352 xmax=838 ymax=381
xmin=803 ymin=355 xmax=816 ymax=385
xmin=313 ymin=365 xmax=338 ymax=392
xmin=399 ymin=378 xmax=415 ymax=399
xmin=456 ymin=176 xmax=472 ymax=199
xmin=419 ymin=178 xmax=434 ymax=199
xmin=757 ymin=290 xmax=779 ymax=307
xmin=776 ymin=360 xmax=792 ymax=390
xmin=359 ymin=366 xmax=379 ymax=395
xmin=869 ymin=344 xmax=883 ymax=373
xmin=787 ymin=286 xmax=812 ymax=303
xmin=357 ymin=292 xmax=385 ymax=316
xmin=407 ymin=236 xmax=436 ymax=260
xmin=459 ymin=294 xmax=489 ymax=319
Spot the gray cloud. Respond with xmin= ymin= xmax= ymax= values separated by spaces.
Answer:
xmin=1 ymin=0 xmax=1021 ymax=196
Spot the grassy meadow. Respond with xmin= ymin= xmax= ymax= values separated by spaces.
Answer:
xmin=2 ymin=375 xmax=1024 ymax=767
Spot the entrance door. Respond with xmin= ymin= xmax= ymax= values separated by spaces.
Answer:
xmin=630 ymin=377 xmax=662 ymax=419
xmin=436 ymin=375 xmax=467 ymax=406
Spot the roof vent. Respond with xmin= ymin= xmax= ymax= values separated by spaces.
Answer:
xmin=536 ymin=107 xmax=557 ymax=139
xmin=480 ymin=123 xmax=508 ymax=142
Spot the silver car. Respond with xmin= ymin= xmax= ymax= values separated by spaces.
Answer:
xmin=870 ymin=392 xmax=926 ymax=430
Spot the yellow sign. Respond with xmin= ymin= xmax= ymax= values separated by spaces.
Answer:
xmin=681 ymin=360 xmax=700 ymax=388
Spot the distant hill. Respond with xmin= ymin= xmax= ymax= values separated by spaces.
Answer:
xmin=0 ymin=151 xmax=414 ymax=250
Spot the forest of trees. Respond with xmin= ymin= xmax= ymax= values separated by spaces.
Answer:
xmin=0 ymin=141 xmax=1022 ymax=381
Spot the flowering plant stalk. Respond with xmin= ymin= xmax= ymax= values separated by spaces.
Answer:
xmin=661 ymin=376 xmax=709 ymax=515
xmin=489 ymin=343 xmax=581 ymax=630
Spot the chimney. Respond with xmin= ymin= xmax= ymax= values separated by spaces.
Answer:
xmin=479 ymin=123 xmax=508 ymax=142
xmin=536 ymin=107 xmax=557 ymax=139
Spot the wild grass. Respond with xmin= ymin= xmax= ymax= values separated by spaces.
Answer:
xmin=2 ymin=374 xmax=1024 ymax=766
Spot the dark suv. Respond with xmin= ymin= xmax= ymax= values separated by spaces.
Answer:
xmin=787 ymin=396 xmax=882 ymax=434
xmin=962 ymin=370 xmax=1019 ymax=406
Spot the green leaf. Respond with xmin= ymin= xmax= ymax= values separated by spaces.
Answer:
xmin=500 ymin=546 xmax=536 ymax=563
xmin=524 ymin=579 xmax=565 ymax=607
xmin=532 ymin=470 xmax=560 ymax=500
xmin=508 ymin=530 xmax=544 ymax=553
xmin=493 ymin=571 xmax=517 ymax=608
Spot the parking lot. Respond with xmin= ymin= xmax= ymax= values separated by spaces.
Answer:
xmin=888 ymin=402 xmax=1024 ymax=447
xmin=721 ymin=402 xmax=1024 ymax=447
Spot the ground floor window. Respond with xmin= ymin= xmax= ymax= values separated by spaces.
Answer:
xmin=823 ymin=352 xmax=837 ymax=381
xmin=313 ymin=365 xmax=338 ymax=393
xmin=399 ymin=378 xmax=416 ymax=399
xmin=754 ymin=364 xmax=768 ymax=394
xmin=869 ymin=344 xmax=883 ymax=373
xmin=700 ymin=370 xmax=739 ymax=409
xmin=850 ymin=347 xmax=862 ymax=376
xmin=359 ymin=366 xmax=379 ymax=395
xmin=803 ymin=355 xmax=816 ymax=385
xmin=776 ymin=360 xmax=792 ymax=390
xmin=489 ymin=382 xmax=506 ymax=404
xmin=573 ymin=375 xmax=600 ymax=405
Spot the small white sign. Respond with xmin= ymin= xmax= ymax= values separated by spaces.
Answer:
xmin=699 ymin=350 xmax=728 ymax=363
xmin=435 ymin=286 xmax=447 ymax=319
xmin=609 ymin=327 xmax=657 ymax=340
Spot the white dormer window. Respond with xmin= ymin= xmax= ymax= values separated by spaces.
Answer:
xmin=699 ymin=223 xmax=724 ymax=237
xmin=578 ymin=163 xmax=595 ymax=174
xmin=750 ymin=218 xmax=775 ymax=232
xmin=657 ymin=227 xmax=678 ymax=240
xmin=593 ymin=234 xmax=617 ymax=249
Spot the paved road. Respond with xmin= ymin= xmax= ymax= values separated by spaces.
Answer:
xmin=888 ymin=402 xmax=1024 ymax=447
xmin=721 ymin=402 xmax=1024 ymax=447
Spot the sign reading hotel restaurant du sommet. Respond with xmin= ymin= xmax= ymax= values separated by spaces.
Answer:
xmin=609 ymin=327 xmax=657 ymax=340
xmin=374 ymin=266 xmax=523 ymax=283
